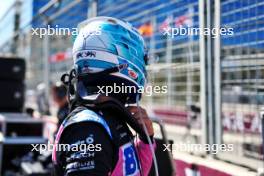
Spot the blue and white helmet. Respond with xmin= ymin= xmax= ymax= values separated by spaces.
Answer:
xmin=72 ymin=16 xmax=148 ymax=103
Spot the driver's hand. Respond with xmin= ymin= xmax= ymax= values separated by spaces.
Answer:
xmin=127 ymin=106 xmax=154 ymax=136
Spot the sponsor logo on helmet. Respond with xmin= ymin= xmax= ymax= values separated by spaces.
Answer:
xmin=128 ymin=69 xmax=138 ymax=79
xmin=81 ymin=61 xmax=92 ymax=73
xmin=118 ymin=63 xmax=128 ymax=71
xmin=77 ymin=51 xmax=96 ymax=58
xmin=82 ymin=67 xmax=92 ymax=73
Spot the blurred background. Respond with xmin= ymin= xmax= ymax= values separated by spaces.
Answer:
xmin=0 ymin=0 xmax=263 ymax=175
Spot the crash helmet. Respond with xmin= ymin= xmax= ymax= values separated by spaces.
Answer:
xmin=71 ymin=16 xmax=148 ymax=103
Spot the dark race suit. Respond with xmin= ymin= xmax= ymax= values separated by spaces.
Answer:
xmin=52 ymin=106 xmax=155 ymax=176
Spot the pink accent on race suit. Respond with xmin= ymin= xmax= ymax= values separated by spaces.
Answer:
xmin=110 ymin=145 xmax=125 ymax=176
xmin=111 ymin=140 xmax=156 ymax=176
xmin=52 ymin=125 xmax=64 ymax=164
xmin=136 ymin=140 xmax=156 ymax=176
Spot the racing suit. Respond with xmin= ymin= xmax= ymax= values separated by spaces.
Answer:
xmin=52 ymin=106 xmax=155 ymax=176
